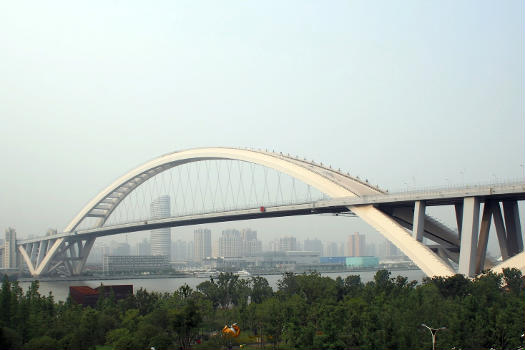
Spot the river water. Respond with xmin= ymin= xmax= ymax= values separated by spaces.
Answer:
xmin=18 ymin=270 xmax=425 ymax=302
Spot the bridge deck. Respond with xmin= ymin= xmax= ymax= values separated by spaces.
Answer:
xmin=18 ymin=182 xmax=524 ymax=245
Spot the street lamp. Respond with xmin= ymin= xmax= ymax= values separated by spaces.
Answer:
xmin=422 ymin=323 xmax=446 ymax=350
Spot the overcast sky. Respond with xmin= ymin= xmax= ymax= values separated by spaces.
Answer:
xmin=1 ymin=1 xmax=523 ymax=251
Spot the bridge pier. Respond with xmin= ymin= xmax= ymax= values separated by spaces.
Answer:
xmin=412 ymin=200 xmax=425 ymax=242
xmin=475 ymin=201 xmax=492 ymax=274
xmin=503 ymin=200 xmax=523 ymax=255
xmin=455 ymin=197 xmax=524 ymax=277
xmin=18 ymin=236 xmax=95 ymax=277
xmin=458 ymin=197 xmax=480 ymax=276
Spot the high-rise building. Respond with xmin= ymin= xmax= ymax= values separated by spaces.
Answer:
xmin=378 ymin=239 xmax=400 ymax=257
xmin=0 ymin=239 xmax=5 ymax=266
xmin=241 ymin=229 xmax=257 ymax=241
xmin=355 ymin=233 xmax=365 ymax=256
xmin=87 ymin=242 xmax=105 ymax=264
xmin=212 ymin=240 xmax=220 ymax=258
xmin=304 ymin=238 xmax=323 ymax=255
xmin=172 ymin=240 xmax=189 ymax=261
xmin=219 ymin=229 xmax=243 ymax=257
xmin=346 ymin=236 xmax=354 ymax=257
xmin=279 ymin=236 xmax=297 ymax=252
xmin=4 ymin=228 xmax=17 ymax=268
xmin=111 ymin=241 xmax=131 ymax=256
xmin=241 ymin=229 xmax=262 ymax=256
xmin=324 ymin=242 xmax=339 ymax=257
xmin=267 ymin=239 xmax=280 ymax=252
xmin=137 ymin=238 xmax=151 ymax=256
xmin=346 ymin=232 xmax=366 ymax=257
xmin=150 ymin=195 xmax=171 ymax=260
xmin=366 ymin=243 xmax=377 ymax=256
xmin=194 ymin=228 xmax=212 ymax=262
xmin=187 ymin=241 xmax=194 ymax=260
xmin=338 ymin=242 xmax=345 ymax=256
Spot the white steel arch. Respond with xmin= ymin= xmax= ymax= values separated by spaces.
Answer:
xmin=64 ymin=147 xmax=456 ymax=277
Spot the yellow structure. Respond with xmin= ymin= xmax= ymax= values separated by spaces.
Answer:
xmin=222 ymin=323 xmax=241 ymax=338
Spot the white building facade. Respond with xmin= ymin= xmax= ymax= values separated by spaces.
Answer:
xmin=150 ymin=195 xmax=171 ymax=260
xmin=3 ymin=228 xmax=17 ymax=269
xmin=194 ymin=228 xmax=212 ymax=262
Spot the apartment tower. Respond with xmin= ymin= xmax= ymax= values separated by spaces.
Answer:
xmin=150 ymin=195 xmax=171 ymax=260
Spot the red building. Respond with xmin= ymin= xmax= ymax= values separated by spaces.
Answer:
xmin=69 ymin=285 xmax=133 ymax=307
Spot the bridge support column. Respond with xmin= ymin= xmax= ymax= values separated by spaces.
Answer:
xmin=36 ymin=240 xmax=48 ymax=268
xmin=492 ymin=202 xmax=510 ymax=259
xmin=413 ymin=201 xmax=425 ymax=242
xmin=503 ymin=201 xmax=523 ymax=256
xmin=475 ymin=202 xmax=492 ymax=274
xmin=459 ymin=197 xmax=480 ymax=277
xmin=18 ymin=245 xmax=36 ymax=276
xmin=454 ymin=203 xmax=463 ymax=239
xmin=73 ymin=238 xmax=95 ymax=275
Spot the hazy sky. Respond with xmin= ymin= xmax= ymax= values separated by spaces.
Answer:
xmin=1 ymin=1 xmax=523 ymax=250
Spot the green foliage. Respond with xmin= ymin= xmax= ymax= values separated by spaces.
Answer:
xmin=23 ymin=335 xmax=58 ymax=350
xmin=502 ymin=267 xmax=524 ymax=295
xmin=250 ymin=276 xmax=273 ymax=304
xmin=0 ymin=277 xmax=12 ymax=327
xmin=149 ymin=332 xmax=173 ymax=350
xmin=1 ymin=269 xmax=523 ymax=350
xmin=169 ymin=297 xmax=203 ymax=350
xmin=257 ymin=296 xmax=285 ymax=349
xmin=0 ymin=327 xmax=22 ymax=350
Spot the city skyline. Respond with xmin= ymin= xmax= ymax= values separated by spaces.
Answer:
xmin=86 ymin=229 xmax=405 ymax=265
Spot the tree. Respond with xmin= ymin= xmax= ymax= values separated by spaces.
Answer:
xmin=256 ymin=297 xmax=285 ymax=349
xmin=150 ymin=332 xmax=173 ymax=350
xmin=250 ymin=276 xmax=273 ymax=304
xmin=216 ymin=273 xmax=240 ymax=309
xmin=22 ymin=335 xmax=58 ymax=350
xmin=169 ymin=298 xmax=203 ymax=350
xmin=343 ymin=275 xmax=363 ymax=298
xmin=75 ymin=308 xmax=101 ymax=350
xmin=0 ymin=327 xmax=22 ymax=350
xmin=502 ymin=268 xmax=523 ymax=296
xmin=431 ymin=274 xmax=472 ymax=299
xmin=120 ymin=308 xmax=142 ymax=333
xmin=371 ymin=269 xmax=394 ymax=294
xmin=133 ymin=288 xmax=160 ymax=315
xmin=277 ymin=272 xmax=299 ymax=297
xmin=197 ymin=280 xmax=221 ymax=310
xmin=0 ymin=277 xmax=12 ymax=327
xmin=106 ymin=328 xmax=132 ymax=349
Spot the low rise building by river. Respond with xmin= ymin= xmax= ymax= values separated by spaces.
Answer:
xmin=103 ymin=255 xmax=169 ymax=274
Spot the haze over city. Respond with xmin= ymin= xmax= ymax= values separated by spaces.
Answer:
xmin=1 ymin=1 xmax=523 ymax=252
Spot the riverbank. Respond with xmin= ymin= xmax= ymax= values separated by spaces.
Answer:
xmin=17 ymin=272 xmax=192 ymax=283
xmin=17 ymin=266 xmax=420 ymax=283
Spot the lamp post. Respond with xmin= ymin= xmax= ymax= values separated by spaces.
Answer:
xmin=421 ymin=324 xmax=446 ymax=350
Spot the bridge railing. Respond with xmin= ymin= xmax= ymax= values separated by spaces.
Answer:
xmin=387 ymin=179 xmax=525 ymax=196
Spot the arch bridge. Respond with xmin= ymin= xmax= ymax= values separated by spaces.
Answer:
xmin=16 ymin=147 xmax=525 ymax=278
